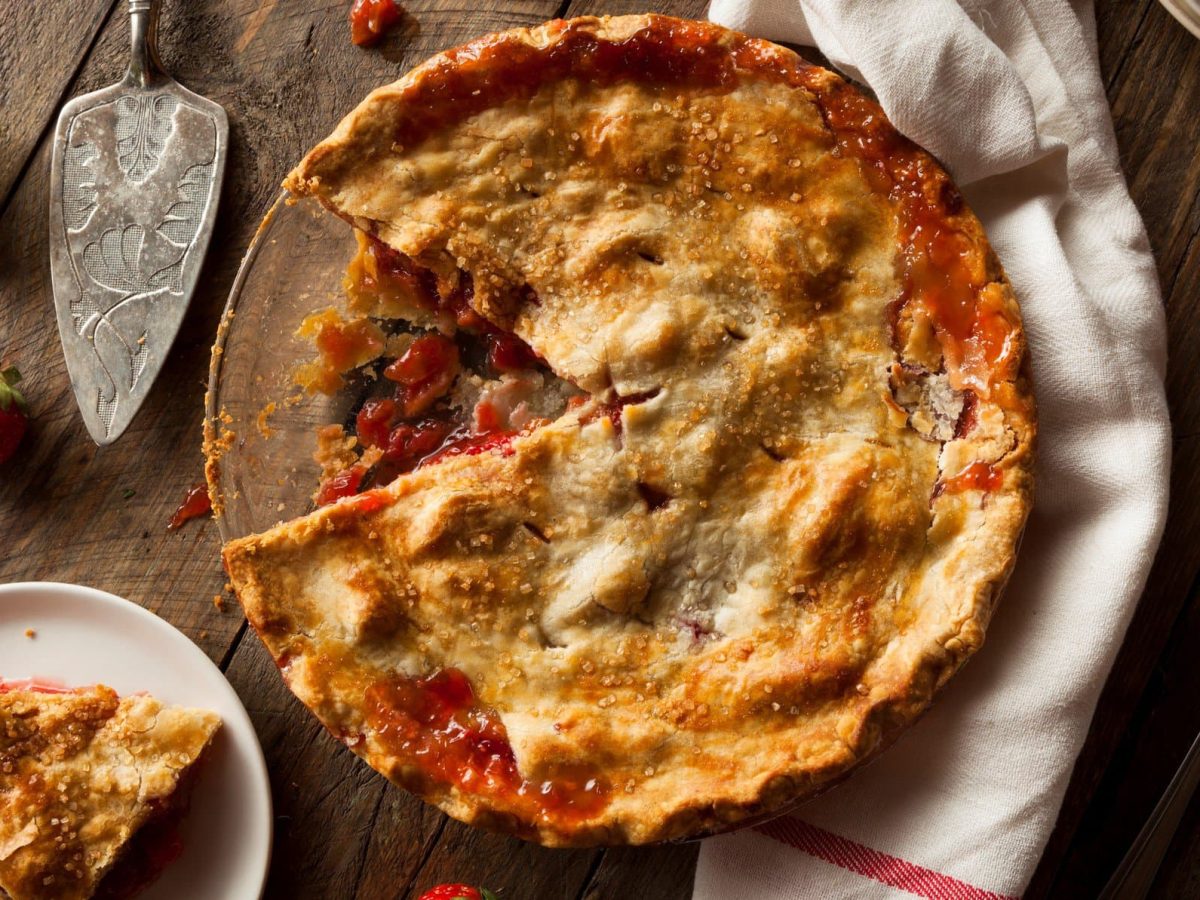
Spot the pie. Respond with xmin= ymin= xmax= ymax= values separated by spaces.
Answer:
xmin=0 ymin=683 xmax=221 ymax=899
xmin=218 ymin=14 xmax=1035 ymax=846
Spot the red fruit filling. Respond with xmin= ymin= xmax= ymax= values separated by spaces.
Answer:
xmin=579 ymin=388 xmax=660 ymax=435
xmin=384 ymin=334 xmax=460 ymax=416
xmin=316 ymin=465 xmax=368 ymax=506
xmin=366 ymin=668 xmax=609 ymax=826
xmin=95 ymin=746 xmax=209 ymax=900
xmin=313 ymin=232 xmax=559 ymax=506
xmin=487 ymin=332 xmax=540 ymax=373
xmin=937 ymin=460 xmax=1001 ymax=497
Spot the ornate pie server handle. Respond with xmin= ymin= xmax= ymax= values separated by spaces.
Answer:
xmin=49 ymin=0 xmax=228 ymax=444
xmin=1099 ymin=729 xmax=1200 ymax=899
xmin=127 ymin=0 xmax=165 ymax=88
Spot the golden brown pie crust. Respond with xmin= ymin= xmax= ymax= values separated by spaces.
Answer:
xmin=0 ymin=686 xmax=220 ymax=900
xmin=221 ymin=14 xmax=1035 ymax=846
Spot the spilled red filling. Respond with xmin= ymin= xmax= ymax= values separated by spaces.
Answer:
xmin=365 ymin=668 xmax=609 ymax=826
xmin=168 ymin=483 xmax=212 ymax=531
xmin=349 ymin=0 xmax=403 ymax=47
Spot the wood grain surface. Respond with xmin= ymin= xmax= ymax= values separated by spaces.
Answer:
xmin=0 ymin=1 xmax=1196 ymax=897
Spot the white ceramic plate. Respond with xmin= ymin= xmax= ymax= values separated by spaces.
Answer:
xmin=0 ymin=582 xmax=271 ymax=899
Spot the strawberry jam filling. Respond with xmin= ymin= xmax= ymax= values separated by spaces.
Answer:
xmin=315 ymin=465 xmax=368 ymax=506
xmin=802 ymin=75 xmax=1015 ymax=394
xmin=939 ymin=460 xmax=1002 ymax=495
xmin=95 ymin=811 xmax=185 ymax=900
xmin=365 ymin=668 xmax=609 ymax=826
xmin=384 ymin=334 xmax=461 ymax=416
xmin=95 ymin=747 xmax=208 ymax=900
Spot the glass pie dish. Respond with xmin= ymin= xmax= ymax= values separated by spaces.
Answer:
xmin=205 ymin=193 xmax=360 ymax=544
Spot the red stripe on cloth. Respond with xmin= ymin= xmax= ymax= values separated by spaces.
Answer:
xmin=754 ymin=817 xmax=1018 ymax=900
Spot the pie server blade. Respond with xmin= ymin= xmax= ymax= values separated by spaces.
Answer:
xmin=49 ymin=0 xmax=227 ymax=445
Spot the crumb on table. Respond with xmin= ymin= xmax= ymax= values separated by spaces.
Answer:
xmin=24 ymin=628 xmax=36 ymax=639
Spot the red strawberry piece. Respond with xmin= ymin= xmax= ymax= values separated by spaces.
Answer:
xmin=383 ymin=334 xmax=460 ymax=416
xmin=356 ymin=398 xmax=397 ymax=449
xmin=349 ymin=0 xmax=403 ymax=47
xmin=0 ymin=367 xmax=30 ymax=465
xmin=315 ymin=465 xmax=367 ymax=506
xmin=417 ymin=885 xmax=499 ymax=900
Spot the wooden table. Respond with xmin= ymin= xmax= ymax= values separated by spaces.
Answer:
xmin=1 ymin=1 xmax=1197 ymax=896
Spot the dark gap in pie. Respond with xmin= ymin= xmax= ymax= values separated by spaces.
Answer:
xmin=675 ymin=614 xmax=715 ymax=646
xmin=930 ymin=480 xmax=945 ymax=506
xmin=760 ymin=442 xmax=786 ymax=462
xmin=884 ymin=294 xmax=907 ymax=352
xmin=309 ymin=232 xmax=581 ymax=505
xmin=953 ymin=390 xmax=979 ymax=439
xmin=597 ymin=363 xmax=614 ymax=390
xmin=724 ymin=324 xmax=748 ymax=341
xmin=888 ymin=362 xmax=964 ymax=443
xmin=636 ymin=250 xmax=664 ymax=265
xmin=636 ymin=481 xmax=671 ymax=510
xmin=539 ymin=631 xmax=567 ymax=651
xmin=578 ymin=387 xmax=661 ymax=437
xmin=523 ymin=522 xmax=551 ymax=543
xmin=515 ymin=184 xmax=542 ymax=198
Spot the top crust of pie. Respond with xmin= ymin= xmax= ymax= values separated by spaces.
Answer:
xmin=0 ymin=686 xmax=220 ymax=900
xmin=225 ymin=15 xmax=1035 ymax=846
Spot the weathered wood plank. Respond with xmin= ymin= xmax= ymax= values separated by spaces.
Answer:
xmin=1096 ymin=0 xmax=1156 ymax=92
xmin=0 ymin=0 xmax=117 ymax=207
xmin=563 ymin=0 xmax=706 ymax=15
xmin=581 ymin=844 xmax=700 ymax=900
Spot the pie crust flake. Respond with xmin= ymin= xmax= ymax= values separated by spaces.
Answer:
xmin=220 ymin=14 xmax=1035 ymax=846
xmin=0 ymin=684 xmax=220 ymax=900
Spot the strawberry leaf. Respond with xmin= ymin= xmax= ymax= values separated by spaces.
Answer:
xmin=0 ymin=367 xmax=28 ymax=414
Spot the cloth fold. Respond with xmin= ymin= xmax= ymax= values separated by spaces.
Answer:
xmin=696 ymin=1 xmax=1170 ymax=897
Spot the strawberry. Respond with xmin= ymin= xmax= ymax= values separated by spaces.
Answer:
xmin=349 ymin=0 xmax=403 ymax=47
xmin=416 ymin=885 xmax=498 ymax=900
xmin=0 ymin=366 xmax=30 ymax=465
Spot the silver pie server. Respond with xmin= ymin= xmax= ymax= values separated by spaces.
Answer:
xmin=49 ymin=0 xmax=227 ymax=445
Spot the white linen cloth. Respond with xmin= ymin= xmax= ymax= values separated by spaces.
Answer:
xmin=697 ymin=1 xmax=1171 ymax=897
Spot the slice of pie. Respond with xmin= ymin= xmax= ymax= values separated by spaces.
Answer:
xmin=217 ymin=14 xmax=1035 ymax=846
xmin=0 ymin=683 xmax=221 ymax=900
